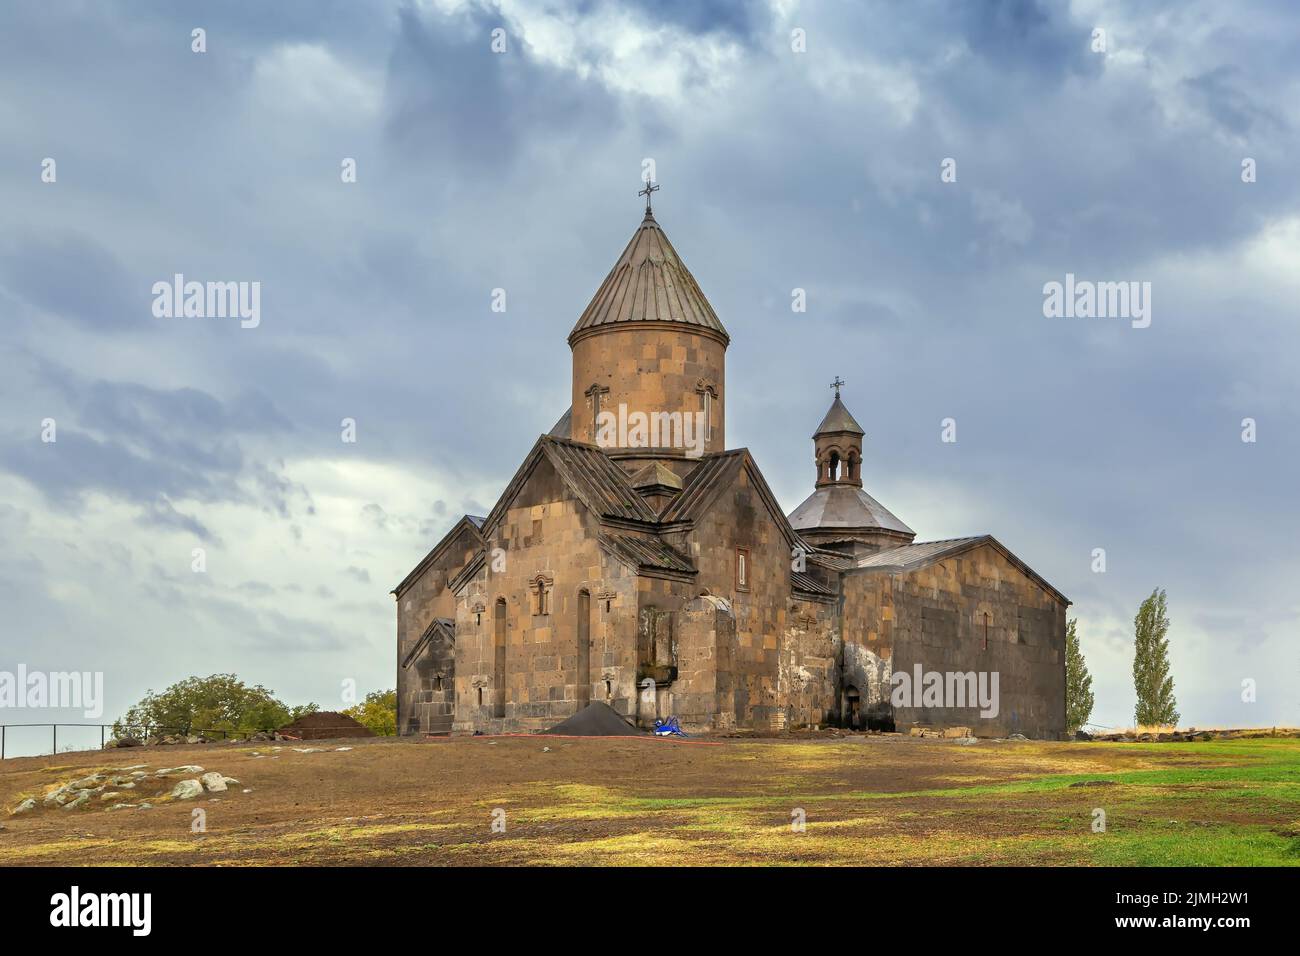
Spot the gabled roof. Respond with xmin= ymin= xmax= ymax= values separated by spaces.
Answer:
xmin=814 ymin=393 xmax=864 ymax=437
xmin=568 ymin=210 xmax=729 ymax=346
xmin=791 ymin=569 xmax=836 ymax=601
xmin=447 ymin=550 xmax=486 ymax=596
xmin=628 ymin=461 xmax=683 ymax=493
xmin=481 ymin=435 xmax=659 ymax=536
xmin=392 ymin=514 xmax=485 ymax=597
xmin=401 ymin=617 xmax=454 ymax=669
xmin=806 ymin=549 xmax=854 ymax=571
xmin=659 ymin=448 xmax=813 ymax=553
xmin=851 ymin=535 xmax=1070 ymax=606
xmin=787 ymin=484 xmax=914 ymax=536
xmin=599 ymin=532 xmax=695 ymax=579
xmin=548 ymin=407 xmax=572 ymax=438
xmin=659 ymin=450 xmax=745 ymax=523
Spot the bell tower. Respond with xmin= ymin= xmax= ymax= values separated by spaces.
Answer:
xmin=788 ymin=382 xmax=916 ymax=557
xmin=814 ymin=379 xmax=863 ymax=488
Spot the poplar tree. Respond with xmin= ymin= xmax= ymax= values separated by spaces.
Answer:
xmin=1133 ymin=588 xmax=1179 ymax=727
xmin=1064 ymin=618 xmax=1094 ymax=734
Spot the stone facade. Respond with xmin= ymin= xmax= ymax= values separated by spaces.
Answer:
xmin=393 ymin=203 xmax=1070 ymax=739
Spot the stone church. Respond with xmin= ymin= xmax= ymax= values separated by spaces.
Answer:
xmin=394 ymin=195 xmax=1070 ymax=739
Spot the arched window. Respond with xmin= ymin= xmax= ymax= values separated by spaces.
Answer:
xmin=576 ymin=589 xmax=591 ymax=708
xmin=529 ymin=574 xmax=553 ymax=616
xmin=828 ymin=452 xmax=840 ymax=481
xmin=492 ymin=598 xmax=507 ymax=718
xmin=696 ymin=382 xmax=717 ymax=443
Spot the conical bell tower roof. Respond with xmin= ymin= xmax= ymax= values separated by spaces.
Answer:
xmin=568 ymin=206 xmax=729 ymax=347
xmin=813 ymin=393 xmax=865 ymax=437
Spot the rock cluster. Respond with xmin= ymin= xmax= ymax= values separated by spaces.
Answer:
xmin=10 ymin=763 xmax=242 ymax=816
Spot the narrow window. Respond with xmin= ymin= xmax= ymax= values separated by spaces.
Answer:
xmin=696 ymin=384 xmax=717 ymax=444
xmin=736 ymin=547 xmax=750 ymax=591
xmin=585 ymin=383 xmax=610 ymax=438
xmin=493 ymin=599 xmax=507 ymax=718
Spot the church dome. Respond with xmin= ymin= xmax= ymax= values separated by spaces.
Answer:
xmin=568 ymin=208 xmax=729 ymax=347
xmin=568 ymin=198 xmax=728 ymax=460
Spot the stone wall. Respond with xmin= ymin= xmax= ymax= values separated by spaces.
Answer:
xmin=395 ymin=522 xmax=479 ymax=735
xmin=447 ymin=455 xmax=648 ymax=733
xmin=569 ymin=326 xmax=726 ymax=459
xmin=842 ymin=542 xmax=1067 ymax=739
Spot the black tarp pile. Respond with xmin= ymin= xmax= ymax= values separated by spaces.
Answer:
xmin=542 ymin=702 xmax=646 ymax=736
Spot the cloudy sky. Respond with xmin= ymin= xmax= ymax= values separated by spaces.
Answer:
xmin=1 ymin=0 xmax=1296 ymax=748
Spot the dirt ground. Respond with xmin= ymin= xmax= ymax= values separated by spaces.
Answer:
xmin=2 ymin=733 xmax=1297 ymax=866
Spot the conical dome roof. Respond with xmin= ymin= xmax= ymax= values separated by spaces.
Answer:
xmin=813 ymin=393 xmax=864 ymax=437
xmin=568 ymin=210 xmax=729 ymax=346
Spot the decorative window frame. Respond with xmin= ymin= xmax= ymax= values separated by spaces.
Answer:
xmin=528 ymin=573 xmax=555 ymax=616
xmin=695 ymin=381 xmax=718 ymax=443
xmin=584 ymin=382 xmax=611 ymax=435
xmin=735 ymin=547 xmax=751 ymax=592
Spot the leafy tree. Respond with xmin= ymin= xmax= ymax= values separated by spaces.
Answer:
xmin=344 ymin=689 xmax=397 ymax=736
xmin=113 ymin=674 xmax=318 ymax=738
xmin=1132 ymin=588 xmax=1179 ymax=727
xmin=1064 ymin=618 xmax=1095 ymax=734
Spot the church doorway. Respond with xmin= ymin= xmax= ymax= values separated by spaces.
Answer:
xmin=577 ymin=589 xmax=591 ymax=708
xmin=844 ymin=685 xmax=861 ymax=730
xmin=493 ymin=598 xmax=507 ymax=718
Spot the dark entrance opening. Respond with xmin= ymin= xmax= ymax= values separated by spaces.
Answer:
xmin=845 ymin=685 xmax=861 ymax=730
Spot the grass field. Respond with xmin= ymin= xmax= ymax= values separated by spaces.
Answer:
xmin=2 ymin=734 xmax=1297 ymax=866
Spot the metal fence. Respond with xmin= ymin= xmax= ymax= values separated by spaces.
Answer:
xmin=0 ymin=724 xmax=252 ymax=760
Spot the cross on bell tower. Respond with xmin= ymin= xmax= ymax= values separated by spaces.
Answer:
xmin=638 ymin=178 xmax=660 ymax=214
xmin=829 ymin=376 xmax=845 ymax=395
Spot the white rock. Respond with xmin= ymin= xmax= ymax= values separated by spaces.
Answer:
xmin=169 ymin=779 xmax=204 ymax=800
xmin=334 ymin=746 xmax=353 ymax=752
xmin=12 ymin=798 xmax=37 ymax=815
xmin=62 ymin=792 xmax=91 ymax=810
xmin=221 ymin=776 xmax=240 ymax=786
xmin=155 ymin=765 xmax=204 ymax=776
xmin=200 ymin=772 xmax=227 ymax=792
xmin=105 ymin=803 xmax=137 ymax=812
